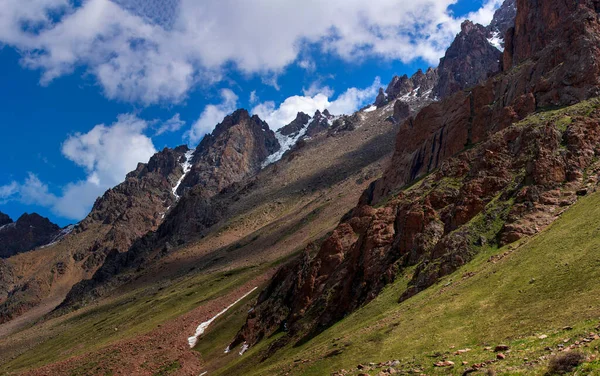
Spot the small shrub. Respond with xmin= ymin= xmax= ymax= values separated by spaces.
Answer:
xmin=548 ymin=351 xmax=586 ymax=374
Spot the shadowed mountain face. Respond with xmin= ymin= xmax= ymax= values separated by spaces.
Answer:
xmin=56 ymin=109 xmax=281 ymax=310
xmin=0 ymin=212 xmax=11 ymax=227
xmin=0 ymin=213 xmax=62 ymax=259
xmin=230 ymin=0 xmax=600 ymax=352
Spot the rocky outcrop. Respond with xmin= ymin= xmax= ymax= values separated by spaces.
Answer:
xmin=432 ymin=21 xmax=503 ymax=100
xmin=177 ymin=109 xmax=280 ymax=197
xmin=230 ymin=0 xmax=600 ymax=353
xmin=487 ymin=0 xmax=517 ymax=45
xmin=279 ymin=112 xmax=311 ymax=136
xmin=305 ymin=110 xmax=335 ymax=138
xmin=0 ymin=213 xmax=62 ymax=258
xmin=374 ymin=88 xmax=387 ymax=107
xmin=232 ymin=100 xmax=600 ymax=354
xmin=386 ymin=68 xmax=438 ymax=101
xmin=374 ymin=0 xmax=600 ymax=204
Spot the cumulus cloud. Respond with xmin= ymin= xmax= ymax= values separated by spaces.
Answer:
xmin=253 ymin=77 xmax=381 ymax=130
xmin=155 ymin=113 xmax=185 ymax=136
xmin=0 ymin=173 xmax=57 ymax=207
xmin=185 ymin=89 xmax=239 ymax=145
xmin=303 ymin=80 xmax=335 ymax=98
xmin=249 ymin=90 xmax=259 ymax=105
xmin=0 ymin=115 xmax=157 ymax=220
xmin=0 ymin=0 xmax=503 ymax=105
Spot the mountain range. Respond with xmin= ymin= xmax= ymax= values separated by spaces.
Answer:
xmin=4 ymin=0 xmax=600 ymax=375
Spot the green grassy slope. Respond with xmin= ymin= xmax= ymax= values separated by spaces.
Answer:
xmin=201 ymin=188 xmax=600 ymax=375
xmin=0 ymin=265 xmax=263 ymax=374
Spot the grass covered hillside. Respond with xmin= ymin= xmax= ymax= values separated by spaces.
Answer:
xmin=189 ymin=100 xmax=600 ymax=376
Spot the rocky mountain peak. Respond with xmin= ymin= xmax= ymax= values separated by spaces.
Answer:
xmin=305 ymin=109 xmax=335 ymax=137
xmin=0 ymin=213 xmax=62 ymax=258
xmin=385 ymin=68 xmax=438 ymax=101
xmin=487 ymin=0 xmax=517 ymax=38
xmin=374 ymin=87 xmax=387 ymax=107
xmin=432 ymin=20 xmax=502 ymax=99
xmin=0 ymin=212 xmax=11 ymax=227
xmin=385 ymin=0 xmax=516 ymax=107
xmin=126 ymin=146 xmax=190 ymax=181
xmin=179 ymin=110 xmax=280 ymax=197
xmin=279 ymin=112 xmax=311 ymax=137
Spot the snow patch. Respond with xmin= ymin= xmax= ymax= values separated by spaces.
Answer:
xmin=262 ymin=117 xmax=311 ymax=168
xmin=400 ymin=86 xmax=423 ymax=102
xmin=172 ymin=149 xmax=195 ymax=200
xmin=188 ymin=287 xmax=258 ymax=348
xmin=38 ymin=224 xmax=75 ymax=249
xmin=327 ymin=115 xmax=340 ymax=126
xmin=364 ymin=105 xmax=377 ymax=113
xmin=0 ymin=222 xmax=16 ymax=232
xmin=488 ymin=31 xmax=504 ymax=51
xmin=239 ymin=343 xmax=249 ymax=356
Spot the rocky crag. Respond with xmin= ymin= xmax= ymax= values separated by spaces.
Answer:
xmin=57 ymin=109 xmax=280 ymax=310
xmin=0 ymin=213 xmax=63 ymax=259
xmin=230 ymin=0 xmax=600 ymax=352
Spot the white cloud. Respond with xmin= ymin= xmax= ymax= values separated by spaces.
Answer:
xmin=185 ymin=89 xmax=239 ymax=145
xmin=0 ymin=0 xmax=503 ymax=105
xmin=469 ymin=0 xmax=505 ymax=25
xmin=0 ymin=115 xmax=157 ymax=220
xmin=155 ymin=113 xmax=185 ymax=135
xmin=0 ymin=182 xmax=19 ymax=202
xmin=298 ymin=59 xmax=316 ymax=72
xmin=249 ymin=90 xmax=259 ymax=105
xmin=0 ymin=173 xmax=57 ymax=207
xmin=253 ymin=77 xmax=381 ymax=130
xmin=303 ymin=81 xmax=334 ymax=98
xmin=57 ymin=114 xmax=157 ymax=218
xmin=19 ymin=173 xmax=58 ymax=207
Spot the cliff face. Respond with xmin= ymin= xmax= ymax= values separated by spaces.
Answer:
xmin=432 ymin=20 xmax=503 ymax=100
xmin=230 ymin=0 xmax=600 ymax=352
xmin=373 ymin=0 xmax=600 ymax=204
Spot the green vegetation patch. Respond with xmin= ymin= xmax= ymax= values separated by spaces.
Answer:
xmin=216 ymin=189 xmax=600 ymax=375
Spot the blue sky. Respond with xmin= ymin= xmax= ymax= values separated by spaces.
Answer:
xmin=0 ymin=0 xmax=501 ymax=226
